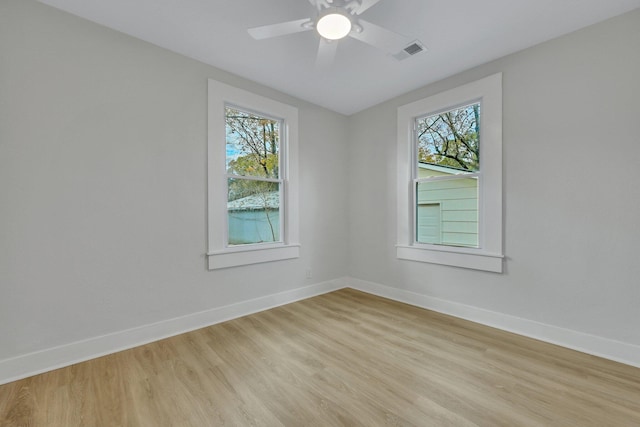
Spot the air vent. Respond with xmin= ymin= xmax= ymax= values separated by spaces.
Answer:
xmin=404 ymin=42 xmax=424 ymax=55
xmin=392 ymin=40 xmax=426 ymax=61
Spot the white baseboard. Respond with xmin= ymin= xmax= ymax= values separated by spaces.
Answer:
xmin=345 ymin=277 xmax=640 ymax=369
xmin=3 ymin=276 xmax=637 ymax=386
xmin=0 ymin=278 xmax=347 ymax=386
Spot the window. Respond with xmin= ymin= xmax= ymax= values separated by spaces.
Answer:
xmin=416 ymin=103 xmax=480 ymax=248
xmin=396 ymin=73 xmax=503 ymax=272
xmin=208 ymin=79 xmax=299 ymax=269
xmin=226 ymin=107 xmax=282 ymax=246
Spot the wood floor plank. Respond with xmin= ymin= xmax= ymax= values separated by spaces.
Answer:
xmin=1 ymin=288 xmax=639 ymax=426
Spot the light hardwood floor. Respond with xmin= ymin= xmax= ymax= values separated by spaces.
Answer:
xmin=1 ymin=289 xmax=639 ymax=426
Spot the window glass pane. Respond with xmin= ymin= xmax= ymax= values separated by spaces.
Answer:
xmin=416 ymin=178 xmax=478 ymax=248
xmin=416 ymin=103 xmax=480 ymax=177
xmin=225 ymin=107 xmax=280 ymax=179
xmin=227 ymin=178 xmax=280 ymax=245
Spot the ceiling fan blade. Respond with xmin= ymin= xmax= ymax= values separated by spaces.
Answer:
xmin=308 ymin=0 xmax=332 ymax=11
xmin=316 ymin=38 xmax=338 ymax=67
xmin=351 ymin=0 xmax=381 ymax=15
xmin=349 ymin=19 xmax=412 ymax=54
xmin=248 ymin=18 xmax=313 ymax=40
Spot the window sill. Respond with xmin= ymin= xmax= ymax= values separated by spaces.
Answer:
xmin=396 ymin=245 xmax=503 ymax=273
xmin=208 ymin=244 xmax=300 ymax=270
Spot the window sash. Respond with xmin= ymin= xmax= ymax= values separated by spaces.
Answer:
xmin=224 ymin=104 xmax=283 ymax=181
xmin=225 ymin=176 xmax=285 ymax=247
xmin=413 ymin=174 xmax=480 ymax=248
xmin=414 ymin=101 xmax=481 ymax=174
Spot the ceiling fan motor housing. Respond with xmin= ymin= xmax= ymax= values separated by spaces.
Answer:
xmin=316 ymin=7 xmax=353 ymax=40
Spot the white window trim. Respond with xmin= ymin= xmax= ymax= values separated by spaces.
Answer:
xmin=207 ymin=79 xmax=299 ymax=270
xmin=396 ymin=73 xmax=503 ymax=273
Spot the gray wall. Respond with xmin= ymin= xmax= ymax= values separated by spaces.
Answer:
xmin=348 ymin=9 xmax=640 ymax=345
xmin=0 ymin=0 xmax=350 ymax=361
xmin=2 ymin=0 xmax=639 ymax=368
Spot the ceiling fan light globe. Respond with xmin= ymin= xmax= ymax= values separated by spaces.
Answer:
xmin=316 ymin=12 xmax=352 ymax=40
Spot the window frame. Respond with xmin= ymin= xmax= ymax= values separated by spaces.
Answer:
xmin=207 ymin=79 xmax=299 ymax=270
xmin=396 ymin=73 xmax=503 ymax=273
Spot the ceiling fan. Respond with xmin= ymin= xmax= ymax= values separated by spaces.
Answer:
xmin=248 ymin=0 xmax=420 ymax=66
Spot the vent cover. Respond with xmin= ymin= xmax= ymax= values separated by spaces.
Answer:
xmin=392 ymin=40 xmax=426 ymax=61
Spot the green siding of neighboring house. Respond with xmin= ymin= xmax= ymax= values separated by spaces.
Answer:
xmin=417 ymin=165 xmax=478 ymax=247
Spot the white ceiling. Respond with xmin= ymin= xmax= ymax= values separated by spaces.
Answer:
xmin=38 ymin=0 xmax=640 ymax=115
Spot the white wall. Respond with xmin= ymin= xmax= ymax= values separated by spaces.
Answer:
xmin=348 ymin=9 xmax=640 ymax=346
xmin=0 ymin=0 xmax=349 ymax=364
